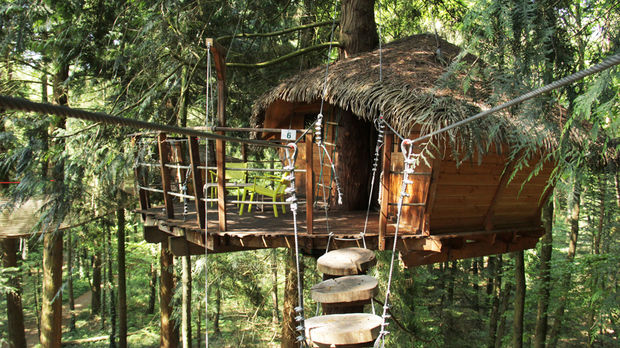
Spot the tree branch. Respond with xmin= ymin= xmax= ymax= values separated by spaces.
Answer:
xmin=226 ymin=42 xmax=341 ymax=68
xmin=216 ymin=20 xmax=339 ymax=42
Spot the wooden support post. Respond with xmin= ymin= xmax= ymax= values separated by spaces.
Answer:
xmin=378 ymin=132 xmax=393 ymax=251
xmin=2 ymin=238 xmax=27 ymax=348
xmin=422 ymin=157 xmax=441 ymax=236
xmin=188 ymin=136 xmax=205 ymax=228
xmin=158 ymin=133 xmax=174 ymax=219
xmin=160 ymin=239 xmax=178 ymax=348
xmin=305 ymin=133 xmax=314 ymax=234
xmin=207 ymin=38 xmax=228 ymax=232
xmin=134 ymin=136 xmax=150 ymax=220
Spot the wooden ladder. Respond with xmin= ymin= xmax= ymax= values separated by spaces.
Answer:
xmin=305 ymin=248 xmax=383 ymax=347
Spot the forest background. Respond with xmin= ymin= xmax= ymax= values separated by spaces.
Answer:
xmin=0 ymin=0 xmax=618 ymax=347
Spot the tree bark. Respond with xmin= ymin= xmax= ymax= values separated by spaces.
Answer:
xmin=2 ymin=238 xmax=27 ymax=348
xmin=40 ymin=230 xmax=63 ymax=348
xmin=160 ymin=240 xmax=178 ymax=348
xmin=281 ymin=248 xmax=304 ymax=348
xmin=487 ymin=255 xmax=502 ymax=348
xmin=272 ymin=249 xmax=279 ymax=324
xmin=340 ymin=0 xmax=379 ymax=57
xmin=549 ymin=176 xmax=581 ymax=348
xmin=213 ymin=285 xmax=221 ymax=336
xmin=107 ymin=224 xmax=117 ymax=348
xmin=92 ymin=241 xmax=102 ymax=316
xmin=513 ymin=251 xmax=526 ymax=348
xmin=534 ymin=197 xmax=554 ymax=348
xmin=67 ymin=232 xmax=76 ymax=332
xmin=148 ymin=262 xmax=157 ymax=314
xmin=181 ymin=245 xmax=192 ymax=348
xmin=472 ymin=257 xmax=481 ymax=313
xmin=494 ymin=280 xmax=512 ymax=348
xmin=117 ymin=209 xmax=127 ymax=348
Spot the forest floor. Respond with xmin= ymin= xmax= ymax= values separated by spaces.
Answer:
xmin=24 ymin=290 xmax=92 ymax=346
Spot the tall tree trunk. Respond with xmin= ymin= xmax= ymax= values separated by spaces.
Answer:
xmin=67 ymin=233 xmax=76 ymax=331
xmin=472 ymin=258 xmax=481 ymax=313
xmin=197 ymin=307 xmax=202 ymax=348
xmin=92 ymin=241 xmax=102 ymax=316
xmin=40 ymin=230 xmax=63 ymax=348
xmin=513 ymin=251 xmax=526 ymax=348
xmin=272 ymin=249 xmax=279 ymax=324
xmin=494 ymin=280 xmax=512 ymax=348
xmin=281 ymin=248 xmax=304 ymax=348
xmin=340 ymin=0 xmax=379 ymax=57
xmin=117 ymin=209 xmax=127 ymax=348
xmin=2 ymin=238 xmax=27 ymax=348
xmin=181 ymin=245 xmax=192 ymax=348
xmin=549 ymin=176 xmax=582 ymax=348
xmin=148 ymin=262 xmax=157 ymax=314
xmin=107 ymin=224 xmax=116 ymax=348
xmin=586 ymin=178 xmax=606 ymax=346
xmin=487 ymin=255 xmax=502 ymax=348
xmin=534 ymin=197 xmax=554 ymax=348
xmin=160 ymin=240 xmax=178 ymax=348
xmin=213 ymin=285 xmax=221 ymax=336
xmin=101 ymin=229 xmax=107 ymax=330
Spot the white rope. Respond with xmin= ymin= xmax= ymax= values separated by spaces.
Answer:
xmin=374 ymin=139 xmax=419 ymax=348
xmin=283 ymin=143 xmax=309 ymax=347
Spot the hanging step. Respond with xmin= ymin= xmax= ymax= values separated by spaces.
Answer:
xmin=305 ymin=313 xmax=382 ymax=347
xmin=311 ymin=275 xmax=378 ymax=304
xmin=317 ymin=247 xmax=376 ymax=276
xmin=311 ymin=275 xmax=378 ymax=315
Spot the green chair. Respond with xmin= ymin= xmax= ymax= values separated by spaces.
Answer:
xmin=239 ymin=174 xmax=289 ymax=217
xmin=207 ymin=162 xmax=248 ymax=207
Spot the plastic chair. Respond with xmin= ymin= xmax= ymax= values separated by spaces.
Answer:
xmin=239 ymin=174 xmax=288 ymax=217
xmin=207 ymin=162 xmax=248 ymax=206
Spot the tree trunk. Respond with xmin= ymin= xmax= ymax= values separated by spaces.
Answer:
xmin=534 ymin=197 xmax=553 ymax=348
xmin=494 ymin=280 xmax=512 ymax=348
xmin=92 ymin=242 xmax=102 ymax=316
xmin=148 ymin=262 xmax=157 ymax=314
xmin=117 ymin=209 xmax=127 ymax=348
xmin=107 ymin=224 xmax=116 ymax=348
xmin=197 ymin=307 xmax=202 ymax=347
xmin=40 ymin=230 xmax=63 ymax=348
xmin=181 ymin=246 xmax=192 ymax=348
xmin=281 ymin=248 xmax=304 ymax=348
xmin=2 ymin=238 xmax=27 ymax=348
xmin=213 ymin=285 xmax=221 ymax=336
xmin=340 ymin=0 xmax=379 ymax=57
xmin=272 ymin=249 xmax=279 ymax=324
xmin=513 ymin=251 xmax=526 ymax=348
xmin=101 ymin=230 xmax=107 ymax=330
xmin=549 ymin=176 xmax=582 ymax=348
xmin=472 ymin=257 xmax=481 ymax=313
xmin=487 ymin=255 xmax=502 ymax=348
xmin=160 ymin=240 xmax=178 ymax=348
xmin=67 ymin=232 xmax=76 ymax=332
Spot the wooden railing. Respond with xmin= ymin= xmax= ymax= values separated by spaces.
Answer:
xmin=133 ymin=132 xmax=314 ymax=234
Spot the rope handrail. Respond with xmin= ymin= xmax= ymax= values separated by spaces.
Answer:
xmin=0 ymin=95 xmax=288 ymax=149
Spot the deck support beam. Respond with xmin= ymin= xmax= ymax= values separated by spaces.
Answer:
xmin=158 ymin=133 xmax=175 ymax=219
xmin=188 ymin=136 xmax=205 ymax=229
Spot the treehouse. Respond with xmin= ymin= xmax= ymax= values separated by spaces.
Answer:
xmin=135 ymin=34 xmax=554 ymax=269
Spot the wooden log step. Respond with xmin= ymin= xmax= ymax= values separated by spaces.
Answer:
xmin=311 ymin=275 xmax=378 ymax=304
xmin=317 ymin=248 xmax=376 ymax=276
xmin=305 ymin=313 xmax=382 ymax=347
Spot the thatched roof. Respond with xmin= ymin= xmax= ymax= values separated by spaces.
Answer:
xmin=252 ymin=34 xmax=493 ymax=140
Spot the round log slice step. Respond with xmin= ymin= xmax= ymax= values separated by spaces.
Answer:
xmin=305 ymin=313 xmax=382 ymax=347
xmin=311 ymin=275 xmax=378 ymax=304
xmin=317 ymin=248 xmax=376 ymax=276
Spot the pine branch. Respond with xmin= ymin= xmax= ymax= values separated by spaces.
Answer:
xmin=226 ymin=42 xmax=341 ymax=69
xmin=216 ymin=20 xmax=339 ymax=42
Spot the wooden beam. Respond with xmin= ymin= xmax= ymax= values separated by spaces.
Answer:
xmin=168 ymin=237 xmax=205 ymax=256
xmin=378 ymin=132 xmax=393 ymax=250
xmin=158 ymin=133 xmax=174 ymax=219
xmin=401 ymin=235 xmax=539 ymax=267
xmin=188 ymin=136 xmax=205 ymax=229
xmin=143 ymin=226 xmax=167 ymax=243
xmin=207 ymin=37 xmax=228 ymax=232
xmin=422 ymin=156 xmax=441 ymax=235
xmin=306 ymin=133 xmax=314 ymax=234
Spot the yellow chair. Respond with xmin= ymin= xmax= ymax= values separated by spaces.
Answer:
xmin=207 ymin=162 xmax=248 ymax=206
xmin=239 ymin=174 xmax=289 ymax=217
